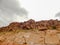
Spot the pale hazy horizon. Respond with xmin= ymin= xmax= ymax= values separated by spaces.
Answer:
xmin=20 ymin=0 xmax=60 ymax=21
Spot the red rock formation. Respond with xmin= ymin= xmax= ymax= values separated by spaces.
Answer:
xmin=0 ymin=19 xmax=60 ymax=31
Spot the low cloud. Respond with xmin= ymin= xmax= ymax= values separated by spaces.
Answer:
xmin=0 ymin=0 xmax=28 ymax=27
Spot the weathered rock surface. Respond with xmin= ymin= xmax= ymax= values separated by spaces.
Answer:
xmin=0 ymin=19 xmax=60 ymax=45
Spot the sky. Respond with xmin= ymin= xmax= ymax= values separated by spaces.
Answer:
xmin=20 ymin=0 xmax=60 ymax=21
xmin=0 ymin=0 xmax=28 ymax=26
xmin=0 ymin=0 xmax=60 ymax=27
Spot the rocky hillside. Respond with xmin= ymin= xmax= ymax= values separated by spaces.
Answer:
xmin=0 ymin=19 xmax=60 ymax=31
xmin=0 ymin=19 xmax=60 ymax=45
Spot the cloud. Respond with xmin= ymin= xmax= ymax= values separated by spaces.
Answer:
xmin=0 ymin=0 xmax=28 ymax=27
xmin=55 ymin=12 xmax=60 ymax=18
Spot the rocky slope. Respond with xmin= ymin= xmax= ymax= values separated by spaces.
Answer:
xmin=0 ymin=19 xmax=60 ymax=45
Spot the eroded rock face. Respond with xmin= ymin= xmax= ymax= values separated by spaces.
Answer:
xmin=0 ymin=19 xmax=60 ymax=31
xmin=0 ymin=30 xmax=60 ymax=45
xmin=45 ymin=30 xmax=59 ymax=44
xmin=0 ymin=19 xmax=60 ymax=45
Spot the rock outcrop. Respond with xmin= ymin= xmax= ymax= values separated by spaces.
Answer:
xmin=0 ymin=19 xmax=60 ymax=31
xmin=0 ymin=19 xmax=60 ymax=45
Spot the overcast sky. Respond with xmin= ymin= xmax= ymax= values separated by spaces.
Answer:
xmin=0 ymin=0 xmax=28 ymax=27
xmin=20 ymin=0 xmax=60 ymax=21
xmin=0 ymin=0 xmax=60 ymax=27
